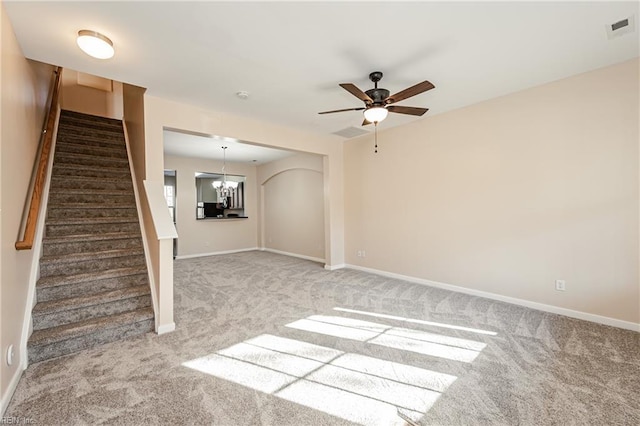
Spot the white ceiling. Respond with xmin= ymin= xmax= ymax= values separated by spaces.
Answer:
xmin=163 ymin=130 xmax=295 ymax=163
xmin=4 ymin=1 xmax=639 ymax=139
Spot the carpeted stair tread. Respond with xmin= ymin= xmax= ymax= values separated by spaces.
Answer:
xmin=37 ymin=264 xmax=148 ymax=290
xmin=46 ymin=216 xmax=138 ymax=226
xmin=50 ymin=176 xmax=132 ymax=192
xmin=51 ymin=174 xmax=130 ymax=185
xmin=55 ymin=142 xmax=127 ymax=158
xmin=32 ymin=285 xmax=150 ymax=316
xmin=52 ymin=162 xmax=131 ymax=175
xmin=56 ymin=121 xmax=124 ymax=133
xmin=46 ymin=207 xmax=138 ymax=220
xmin=56 ymin=123 xmax=126 ymax=139
xmin=54 ymin=151 xmax=129 ymax=165
xmin=60 ymin=109 xmax=123 ymax=126
xmin=46 ymin=202 xmax=136 ymax=210
xmin=49 ymin=188 xmax=133 ymax=196
xmin=44 ymin=232 xmax=141 ymax=245
xmin=28 ymin=307 xmax=154 ymax=347
xmin=55 ymin=134 xmax=126 ymax=149
xmin=40 ymin=247 xmax=144 ymax=266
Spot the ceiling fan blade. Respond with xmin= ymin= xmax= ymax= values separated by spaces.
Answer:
xmin=318 ymin=107 xmax=365 ymax=115
xmin=362 ymin=118 xmax=372 ymax=126
xmin=387 ymin=105 xmax=429 ymax=116
xmin=340 ymin=83 xmax=373 ymax=103
xmin=386 ymin=80 xmax=435 ymax=104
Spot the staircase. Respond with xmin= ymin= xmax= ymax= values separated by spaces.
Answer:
xmin=28 ymin=110 xmax=155 ymax=364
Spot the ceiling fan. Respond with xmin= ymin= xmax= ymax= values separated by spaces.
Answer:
xmin=319 ymin=71 xmax=435 ymax=126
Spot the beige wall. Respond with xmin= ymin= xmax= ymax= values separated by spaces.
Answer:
xmin=144 ymin=95 xmax=344 ymax=267
xmin=345 ymin=59 xmax=639 ymax=324
xmin=164 ymin=154 xmax=258 ymax=257
xmin=258 ymin=154 xmax=325 ymax=260
xmin=60 ymin=69 xmax=123 ymax=119
xmin=0 ymin=4 xmax=53 ymax=410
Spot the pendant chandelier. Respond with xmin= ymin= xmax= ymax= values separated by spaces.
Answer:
xmin=212 ymin=146 xmax=238 ymax=207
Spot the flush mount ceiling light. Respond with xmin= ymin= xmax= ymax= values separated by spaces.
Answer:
xmin=76 ymin=30 xmax=114 ymax=59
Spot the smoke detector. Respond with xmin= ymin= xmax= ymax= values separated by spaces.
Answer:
xmin=236 ymin=91 xmax=250 ymax=100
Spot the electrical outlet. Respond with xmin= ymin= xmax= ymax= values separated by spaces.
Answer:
xmin=555 ymin=279 xmax=566 ymax=291
xmin=361 ymin=250 xmax=366 ymax=257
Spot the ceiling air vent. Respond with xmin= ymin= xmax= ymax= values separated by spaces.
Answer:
xmin=606 ymin=15 xmax=635 ymax=39
xmin=332 ymin=126 xmax=370 ymax=139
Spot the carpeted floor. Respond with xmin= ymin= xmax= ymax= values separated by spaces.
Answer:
xmin=6 ymin=251 xmax=640 ymax=425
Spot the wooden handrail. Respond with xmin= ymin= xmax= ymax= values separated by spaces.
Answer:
xmin=15 ymin=66 xmax=63 ymax=250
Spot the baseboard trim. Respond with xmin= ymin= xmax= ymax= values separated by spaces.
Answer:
xmin=157 ymin=322 xmax=176 ymax=335
xmin=324 ymin=263 xmax=346 ymax=271
xmin=345 ymin=264 xmax=640 ymax=332
xmin=175 ymin=247 xmax=259 ymax=260
xmin=1 ymin=365 xmax=24 ymax=416
xmin=260 ymin=247 xmax=325 ymax=264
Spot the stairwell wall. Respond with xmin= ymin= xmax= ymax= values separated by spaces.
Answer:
xmin=0 ymin=3 xmax=54 ymax=413
xmin=60 ymin=69 xmax=123 ymax=120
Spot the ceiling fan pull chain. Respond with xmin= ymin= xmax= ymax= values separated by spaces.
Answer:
xmin=374 ymin=122 xmax=378 ymax=153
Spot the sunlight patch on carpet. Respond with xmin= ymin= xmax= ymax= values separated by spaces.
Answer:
xmin=182 ymin=334 xmax=457 ymax=425
xmin=286 ymin=315 xmax=485 ymax=362
xmin=333 ymin=307 xmax=498 ymax=336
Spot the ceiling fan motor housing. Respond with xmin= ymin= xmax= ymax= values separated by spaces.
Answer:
xmin=365 ymin=88 xmax=390 ymax=105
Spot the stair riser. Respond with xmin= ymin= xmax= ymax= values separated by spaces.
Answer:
xmin=28 ymin=318 xmax=154 ymax=364
xmin=48 ymin=192 xmax=134 ymax=204
xmin=49 ymin=177 xmax=134 ymax=191
xmin=47 ymin=207 xmax=137 ymax=220
xmin=43 ymin=237 xmax=142 ymax=256
xmin=33 ymin=295 xmax=152 ymax=331
xmin=37 ymin=273 xmax=148 ymax=302
xmin=40 ymin=254 xmax=146 ymax=277
xmin=55 ymin=143 xmax=127 ymax=159
xmin=53 ymin=154 xmax=129 ymax=169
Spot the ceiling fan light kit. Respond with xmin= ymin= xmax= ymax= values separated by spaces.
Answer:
xmin=363 ymin=106 xmax=388 ymax=123
xmin=319 ymin=71 xmax=434 ymax=152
